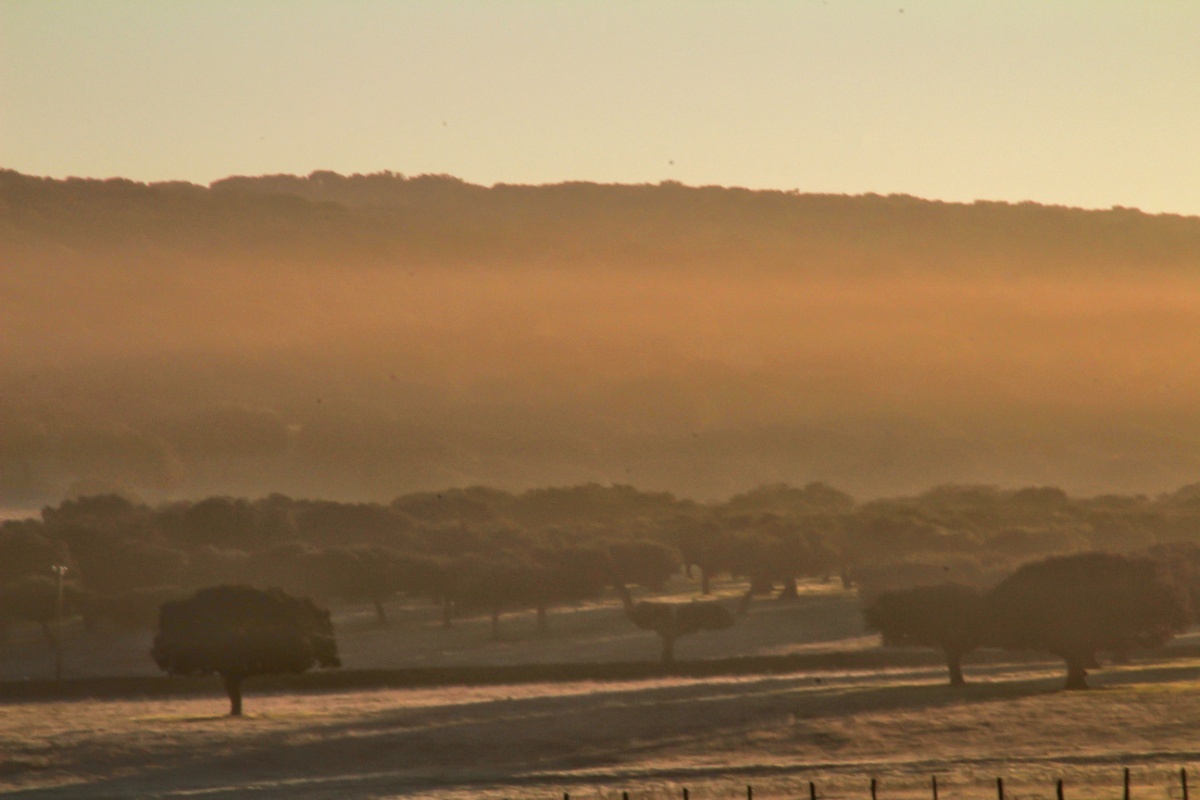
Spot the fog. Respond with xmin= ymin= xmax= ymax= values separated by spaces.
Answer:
xmin=4 ymin=172 xmax=1200 ymax=508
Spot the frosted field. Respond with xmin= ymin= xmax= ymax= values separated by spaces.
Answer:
xmin=4 ymin=660 xmax=1200 ymax=799
xmin=4 ymin=584 xmax=1200 ymax=798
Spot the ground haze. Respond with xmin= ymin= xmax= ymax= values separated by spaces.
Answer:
xmin=4 ymin=173 xmax=1200 ymax=508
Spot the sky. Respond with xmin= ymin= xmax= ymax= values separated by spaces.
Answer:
xmin=3 ymin=1 xmax=1200 ymax=215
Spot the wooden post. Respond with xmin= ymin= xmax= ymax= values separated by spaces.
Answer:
xmin=809 ymin=781 xmax=817 ymax=800
xmin=1056 ymin=778 xmax=1064 ymax=800
xmin=997 ymin=777 xmax=1004 ymax=800
xmin=932 ymin=775 xmax=939 ymax=800
xmin=1182 ymin=767 xmax=1189 ymax=800
xmin=623 ymin=792 xmax=629 ymax=800
xmin=747 ymin=786 xmax=753 ymax=800
xmin=683 ymin=789 xmax=689 ymax=800
xmin=871 ymin=777 xmax=877 ymax=800
xmin=1123 ymin=768 xmax=1130 ymax=800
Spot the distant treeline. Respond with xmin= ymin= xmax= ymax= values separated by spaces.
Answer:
xmin=4 ymin=169 xmax=1200 ymax=271
xmin=7 ymin=481 xmax=1200 ymax=637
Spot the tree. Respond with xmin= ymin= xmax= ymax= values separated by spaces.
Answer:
xmin=81 ymin=585 xmax=188 ymax=630
xmin=985 ymin=552 xmax=1188 ymax=690
xmin=676 ymin=520 xmax=735 ymax=595
xmin=151 ymin=585 xmax=340 ymax=716
xmin=604 ymin=539 xmax=680 ymax=591
xmin=527 ymin=546 xmax=611 ymax=632
xmin=623 ymin=595 xmax=735 ymax=664
xmin=452 ymin=555 xmax=536 ymax=639
xmin=392 ymin=552 xmax=456 ymax=627
xmin=0 ymin=574 xmax=85 ymax=649
xmin=862 ymin=582 xmax=985 ymax=686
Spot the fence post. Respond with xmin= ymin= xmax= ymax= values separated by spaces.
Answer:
xmin=1056 ymin=778 xmax=1064 ymax=800
xmin=683 ymin=789 xmax=689 ymax=800
xmin=1183 ymin=768 xmax=1189 ymax=800
xmin=747 ymin=786 xmax=753 ymax=800
xmin=871 ymin=777 xmax=877 ymax=800
xmin=1123 ymin=768 xmax=1130 ymax=800
xmin=932 ymin=775 xmax=938 ymax=800
xmin=623 ymin=792 xmax=629 ymax=800
xmin=809 ymin=780 xmax=816 ymax=800
xmin=997 ymin=777 xmax=1004 ymax=800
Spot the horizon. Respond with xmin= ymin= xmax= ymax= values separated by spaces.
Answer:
xmin=4 ymin=3 xmax=1198 ymax=215
xmin=9 ymin=166 xmax=1198 ymax=223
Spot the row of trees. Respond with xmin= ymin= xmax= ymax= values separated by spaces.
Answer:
xmin=863 ymin=551 xmax=1195 ymax=689
xmin=152 ymin=548 xmax=1193 ymax=717
xmin=10 ymin=482 xmax=1200 ymax=646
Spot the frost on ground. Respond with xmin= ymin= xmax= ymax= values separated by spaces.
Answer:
xmin=3 ymin=659 xmax=1200 ymax=799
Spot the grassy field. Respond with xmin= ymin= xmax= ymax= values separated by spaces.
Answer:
xmin=4 ymin=660 xmax=1200 ymax=799
xmin=4 ymin=583 xmax=1200 ymax=798
xmin=0 ymin=581 xmax=871 ymax=681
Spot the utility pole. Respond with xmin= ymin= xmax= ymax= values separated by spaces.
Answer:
xmin=51 ymin=564 xmax=68 ymax=680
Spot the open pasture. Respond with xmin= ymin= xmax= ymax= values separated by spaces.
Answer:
xmin=4 ymin=658 xmax=1200 ymax=799
xmin=0 ymin=582 xmax=870 ymax=682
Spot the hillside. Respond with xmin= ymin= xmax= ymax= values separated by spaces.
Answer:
xmin=3 ymin=171 xmax=1200 ymax=508
xmin=5 ymin=169 xmax=1200 ymax=272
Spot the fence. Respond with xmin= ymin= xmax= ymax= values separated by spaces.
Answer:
xmin=559 ymin=768 xmax=1191 ymax=800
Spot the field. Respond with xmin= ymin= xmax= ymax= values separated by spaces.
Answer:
xmin=3 ymin=585 xmax=1200 ymax=799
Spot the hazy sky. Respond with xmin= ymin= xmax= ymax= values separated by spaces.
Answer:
xmin=4 ymin=2 xmax=1199 ymax=214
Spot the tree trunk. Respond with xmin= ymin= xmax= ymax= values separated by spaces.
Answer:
xmin=536 ymin=605 xmax=547 ymax=632
xmin=945 ymin=650 xmax=966 ymax=687
xmin=223 ymin=673 xmax=244 ymax=716
xmin=615 ymin=583 xmax=634 ymax=612
xmin=1064 ymin=657 xmax=1089 ymax=690
xmin=661 ymin=633 xmax=676 ymax=666
xmin=778 ymin=577 xmax=799 ymax=601
xmin=373 ymin=598 xmax=387 ymax=625
xmin=749 ymin=575 xmax=774 ymax=596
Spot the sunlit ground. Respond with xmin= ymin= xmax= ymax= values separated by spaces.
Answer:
xmin=4 ymin=659 xmax=1200 ymax=799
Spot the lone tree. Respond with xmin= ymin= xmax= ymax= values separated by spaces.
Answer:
xmin=862 ymin=582 xmax=985 ymax=687
xmin=985 ymin=552 xmax=1188 ymax=690
xmin=618 ymin=587 xmax=737 ymax=665
xmin=151 ymin=585 xmax=340 ymax=716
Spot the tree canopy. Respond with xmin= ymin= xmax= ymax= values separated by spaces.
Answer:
xmin=863 ymin=582 xmax=986 ymax=686
xmin=985 ymin=552 xmax=1188 ymax=689
xmin=151 ymin=585 xmax=340 ymax=715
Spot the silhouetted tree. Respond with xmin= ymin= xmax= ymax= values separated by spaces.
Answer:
xmin=635 ymin=600 xmax=735 ymax=664
xmin=392 ymin=552 xmax=457 ymax=627
xmin=453 ymin=555 xmax=536 ymax=639
xmin=527 ymin=546 xmax=611 ymax=631
xmin=151 ymin=585 xmax=340 ymax=715
xmin=863 ymin=582 xmax=985 ymax=686
xmin=619 ymin=588 xmax=736 ymax=664
xmin=81 ymin=585 xmax=188 ymax=630
xmin=0 ymin=521 xmax=66 ymax=583
xmin=677 ymin=520 xmax=735 ymax=595
xmin=1139 ymin=542 xmax=1200 ymax=622
xmin=0 ymin=575 xmax=86 ymax=668
xmin=985 ymin=552 xmax=1187 ymax=689
xmin=604 ymin=539 xmax=680 ymax=591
